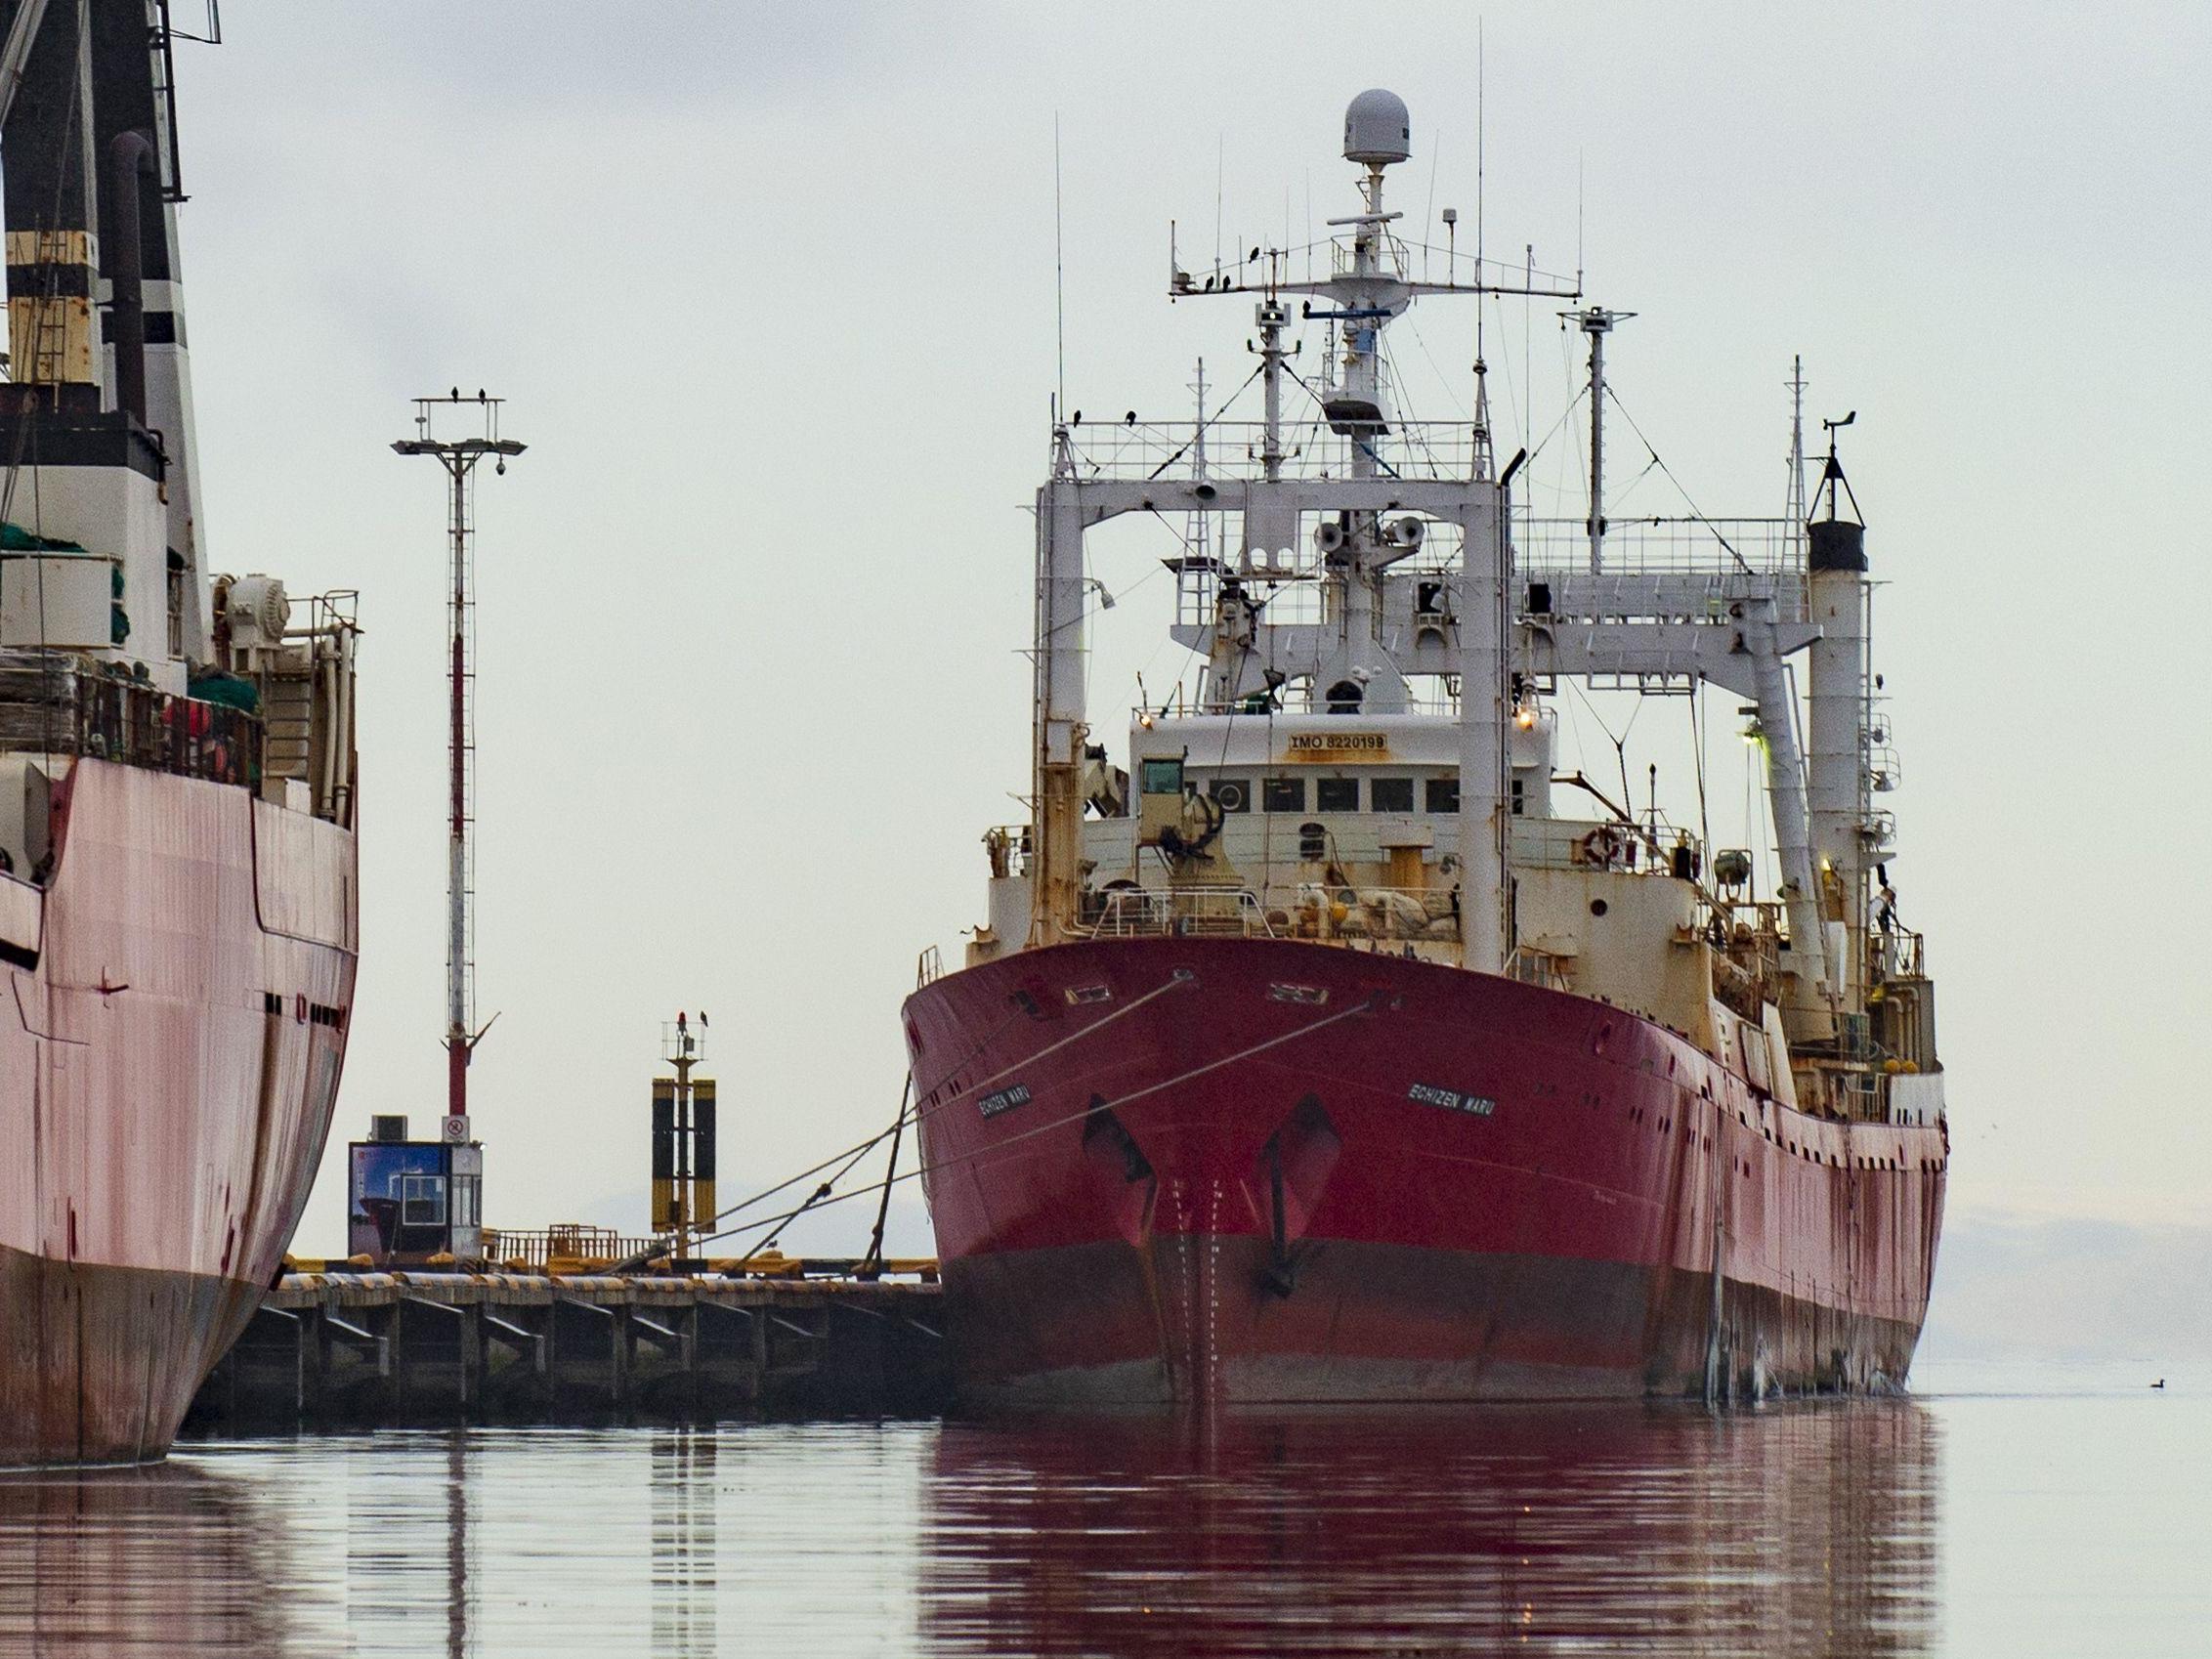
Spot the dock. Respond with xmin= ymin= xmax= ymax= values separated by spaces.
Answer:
xmin=183 ymin=1265 xmax=954 ymax=1434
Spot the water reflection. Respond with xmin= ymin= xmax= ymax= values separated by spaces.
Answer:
xmin=653 ymin=1432 xmax=719 ymax=1656
xmin=920 ymin=1404 xmax=1940 ymax=1658
xmin=0 ymin=1404 xmax=1938 ymax=1656
xmin=0 ymin=1460 xmax=312 ymax=1654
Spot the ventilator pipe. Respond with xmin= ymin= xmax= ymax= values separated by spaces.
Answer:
xmin=106 ymin=130 xmax=155 ymax=427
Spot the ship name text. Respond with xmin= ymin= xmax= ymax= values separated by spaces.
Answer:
xmin=1408 ymin=1083 xmax=1497 ymax=1116
xmin=978 ymin=1084 xmax=1033 ymax=1119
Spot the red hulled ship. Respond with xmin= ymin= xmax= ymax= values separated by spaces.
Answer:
xmin=903 ymin=91 xmax=1945 ymax=1406
xmin=0 ymin=3 xmax=359 ymax=1464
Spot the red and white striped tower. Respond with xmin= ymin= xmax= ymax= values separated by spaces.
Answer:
xmin=393 ymin=394 xmax=524 ymax=1129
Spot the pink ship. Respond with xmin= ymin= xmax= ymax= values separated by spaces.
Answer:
xmin=0 ymin=2 xmax=360 ymax=1465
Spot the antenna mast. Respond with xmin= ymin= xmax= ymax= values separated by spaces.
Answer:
xmin=393 ymin=394 xmax=526 ymax=1128
xmin=1571 ymin=307 xmax=1633 ymax=574
xmin=1054 ymin=114 xmax=1066 ymax=418
xmin=1470 ymin=22 xmax=1492 ymax=482
xmin=1786 ymin=354 xmax=1808 ymax=528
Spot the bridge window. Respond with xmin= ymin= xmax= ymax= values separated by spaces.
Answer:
xmin=1371 ymin=777 xmax=1414 ymax=814
xmin=1425 ymin=777 xmax=1460 ymax=814
xmin=1262 ymin=777 xmax=1306 ymax=813
xmin=1316 ymin=777 xmax=1359 ymax=813
xmin=1208 ymin=777 xmax=1252 ymax=812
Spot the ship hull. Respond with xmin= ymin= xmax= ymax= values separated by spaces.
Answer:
xmin=0 ymin=760 xmax=357 ymax=1466
xmin=902 ymin=937 xmax=1944 ymax=1408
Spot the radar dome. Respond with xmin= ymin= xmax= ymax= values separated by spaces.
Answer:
xmin=1343 ymin=88 xmax=1411 ymax=166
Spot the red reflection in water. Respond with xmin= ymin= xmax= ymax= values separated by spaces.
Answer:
xmin=920 ymin=1403 xmax=1939 ymax=1658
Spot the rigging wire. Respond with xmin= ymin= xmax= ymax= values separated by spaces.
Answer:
xmin=1601 ymin=384 xmax=1756 ymax=576
xmin=675 ymin=1000 xmax=1027 ymax=1245
xmin=1140 ymin=360 xmax=1267 ymax=481
xmin=1563 ymin=676 xmax=1646 ymax=825
xmin=731 ymin=1125 xmax=889 ymax=1265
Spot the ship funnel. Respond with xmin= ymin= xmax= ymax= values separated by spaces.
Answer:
xmin=1343 ymin=89 xmax=1411 ymax=166
xmin=1807 ymin=519 xmax=1865 ymax=573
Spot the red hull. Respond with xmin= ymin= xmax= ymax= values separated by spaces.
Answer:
xmin=902 ymin=938 xmax=1945 ymax=1405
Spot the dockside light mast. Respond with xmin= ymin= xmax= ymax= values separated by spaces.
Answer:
xmin=393 ymin=394 xmax=525 ymax=1130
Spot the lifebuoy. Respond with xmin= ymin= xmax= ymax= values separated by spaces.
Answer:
xmin=1577 ymin=827 xmax=1626 ymax=869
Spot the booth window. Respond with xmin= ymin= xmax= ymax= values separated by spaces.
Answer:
xmin=401 ymin=1173 xmax=447 ymax=1227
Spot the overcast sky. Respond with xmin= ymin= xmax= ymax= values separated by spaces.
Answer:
xmin=164 ymin=3 xmax=2209 ymax=1261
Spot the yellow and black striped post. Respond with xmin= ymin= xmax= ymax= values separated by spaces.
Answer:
xmin=654 ymin=1013 xmax=716 ymax=1260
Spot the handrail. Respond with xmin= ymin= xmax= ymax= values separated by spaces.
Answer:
xmin=1089 ymin=885 xmax=1274 ymax=939
xmin=0 ymin=650 xmax=261 ymax=789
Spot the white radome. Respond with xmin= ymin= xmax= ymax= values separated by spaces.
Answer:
xmin=1343 ymin=88 xmax=1411 ymax=166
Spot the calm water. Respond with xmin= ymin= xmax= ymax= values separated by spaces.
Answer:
xmin=0 ymin=1361 xmax=2201 ymax=1657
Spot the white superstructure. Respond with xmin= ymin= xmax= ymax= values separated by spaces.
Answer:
xmin=968 ymin=91 xmax=1940 ymax=1123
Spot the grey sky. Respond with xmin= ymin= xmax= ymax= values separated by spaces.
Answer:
xmin=167 ymin=3 xmax=2209 ymax=1255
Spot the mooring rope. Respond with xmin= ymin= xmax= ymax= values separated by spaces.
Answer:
xmin=689 ymin=988 xmax=1389 ymax=1255
xmin=657 ymin=966 xmax=1198 ymax=1261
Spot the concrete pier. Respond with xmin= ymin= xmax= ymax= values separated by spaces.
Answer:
xmin=182 ymin=1271 xmax=953 ymax=1434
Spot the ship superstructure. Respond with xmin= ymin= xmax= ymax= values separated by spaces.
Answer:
xmin=0 ymin=1 xmax=359 ymax=1464
xmin=903 ymin=91 xmax=1945 ymax=1405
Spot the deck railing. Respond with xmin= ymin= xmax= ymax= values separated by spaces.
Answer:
xmin=0 ymin=651 xmax=261 ymax=788
xmin=1085 ymin=882 xmax=1470 ymax=944
xmin=484 ymin=1227 xmax=671 ymax=1273
xmin=1088 ymin=885 xmax=1275 ymax=939
xmin=1516 ymin=515 xmax=1804 ymax=577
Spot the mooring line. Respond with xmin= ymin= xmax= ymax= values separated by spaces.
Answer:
xmin=689 ymin=990 xmax=1386 ymax=1253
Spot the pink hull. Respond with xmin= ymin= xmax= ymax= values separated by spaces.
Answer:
xmin=0 ymin=761 xmax=357 ymax=1465
xmin=902 ymin=938 xmax=1945 ymax=1405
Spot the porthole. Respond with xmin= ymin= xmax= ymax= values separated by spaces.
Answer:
xmin=1590 ymin=899 xmax=1609 ymax=917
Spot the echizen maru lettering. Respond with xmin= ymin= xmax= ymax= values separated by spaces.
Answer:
xmin=1408 ymin=1084 xmax=1496 ymax=1116
xmin=977 ymin=1085 xmax=1032 ymax=1119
